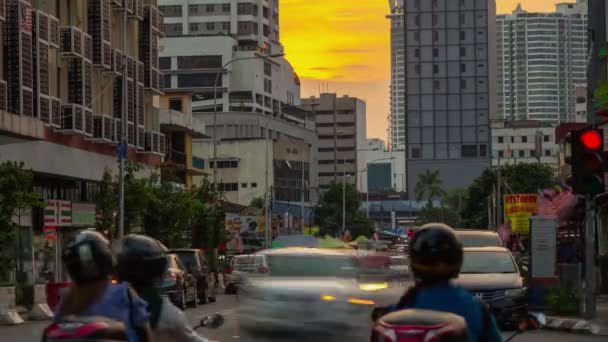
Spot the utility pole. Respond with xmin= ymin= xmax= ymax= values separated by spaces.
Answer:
xmin=497 ymin=157 xmax=502 ymax=229
xmin=300 ymin=160 xmax=305 ymax=231
xmin=342 ymin=156 xmax=346 ymax=236
xmin=264 ymin=122 xmax=270 ymax=248
xmin=117 ymin=8 xmax=128 ymax=240
xmin=582 ymin=194 xmax=596 ymax=319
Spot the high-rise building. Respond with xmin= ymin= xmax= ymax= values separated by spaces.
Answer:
xmin=387 ymin=0 xmax=406 ymax=151
xmin=301 ymin=94 xmax=367 ymax=190
xmin=158 ymin=0 xmax=300 ymax=115
xmin=496 ymin=0 xmax=588 ymax=124
xmin=404 ymin=0 xmax=495 ymax=197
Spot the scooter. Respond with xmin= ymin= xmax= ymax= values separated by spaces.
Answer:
xmin=371 ymin=307 xmax=545 ymax=342
xmin=42 ymin=314 xmax=225 ymax=341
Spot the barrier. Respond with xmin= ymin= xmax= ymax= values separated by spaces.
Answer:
xmin=30 ymin=284 xmax=53 ymax=320
xmin=0 ymin=286 xmax=24 ymax=325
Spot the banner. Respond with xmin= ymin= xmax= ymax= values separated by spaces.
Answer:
xmin=72 ymin=203 xmax=96 ymax=226
xmin=504 ymin=194 xmax=538 ymax=234
xmin=45 ymin=200 xmax=72 ymax=227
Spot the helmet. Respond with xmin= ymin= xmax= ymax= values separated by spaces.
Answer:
xmin=116 ymin=234 xmax=168 ymax=287
xmin=62 ymin=230 xmax=114 ymax=284
xmin=409 ymin=223 xmax=463 ymax=282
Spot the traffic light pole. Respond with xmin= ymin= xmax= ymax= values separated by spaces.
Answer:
xmin=582 ymin=194 xmax=596 ymax=319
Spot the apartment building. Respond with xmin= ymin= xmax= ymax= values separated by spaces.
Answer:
xmin=301 ymin=93 xmax=367 ymax=190
xmin=404 ymin=0 xmax=495 ymax=197
xmin=491 ymin=120 xmax=559 ymax=168
xmin=387 ymin=0 xmax=406 ymax=151
xmin=496 ymin=0 xmax=588 ymax=123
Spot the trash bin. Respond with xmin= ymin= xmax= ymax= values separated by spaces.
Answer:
xmin=46 ymin=282 xmax=71 ymax=311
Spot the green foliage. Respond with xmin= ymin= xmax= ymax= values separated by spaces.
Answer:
xmin=0 ymin=162 xmax=43 ymax=284
xmin=461 ymin=163 xmax=556 ymax=229
xmin=192 ymin=179 xmax=224 ymax=250
xmin=415 ymin=170 xmax=445 ymax=208
xmin=314 ymin=182 xmax=373 ymax=237
xmin=96 ymin=169 xmax=117 ymax=233
xmin=547 ymin=286 xmax=579 ymax=315
xmin=249 ymin=197 xmax=265 ymax=209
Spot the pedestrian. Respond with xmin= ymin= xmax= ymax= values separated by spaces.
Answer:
xmin=54 ymin=230 xmax=152 ymax=342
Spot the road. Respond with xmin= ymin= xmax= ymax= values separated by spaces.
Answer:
xmin=0 ymin=294 xmax=604 ymax=342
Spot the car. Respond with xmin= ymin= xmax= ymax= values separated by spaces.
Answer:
xmin=161 ymin=254 xmax=198 ymax=310
xmin=225 ymin=254 xmax=268 ymax=294
xmin=454 ymin=229 xmax=503 ymax=247
xmin=169 ymin=249 xmax=217 ymax=304
xmin=238 ymin=248 xmax=404 ymax=339
xmin=453 ymin=247 xmax=527 ymax=327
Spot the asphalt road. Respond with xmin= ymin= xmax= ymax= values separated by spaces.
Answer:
xmin=1 ymin=294 xmax=605 ymax=342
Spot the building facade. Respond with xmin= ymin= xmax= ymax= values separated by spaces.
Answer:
xmin=158 ymin=0 xmax=300 ymax=115
xmin=491 ymin=120 xmax=559 ymax=168
xmin=496 ymin=0 xmax=588 ymax=124
xmin=404 ymin=0 xmax=495 ymax=197
xmin=387 ymin=0 xmax=406 ymax=151
xmin=359 ymin=138 xmax=406 ymax=193
xmin=0 ymin=0 xmax=166 ymax=283
xmin=300 ymin=93 xmax=367 ymax=190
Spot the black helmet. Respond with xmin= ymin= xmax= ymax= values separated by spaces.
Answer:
xmin=62 ymin=230 xmax=114 ymax=284
xmin=116 ymin=234 xmax=168 ymax=287
xmin=409 ymin=223 xmax=463 ymax=282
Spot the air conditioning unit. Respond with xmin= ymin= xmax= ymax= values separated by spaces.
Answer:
xmin=68 ymin=58 xmax=84 ymax=106
xmin=49 ymin=15 xmax=60 ymax=48
xmin=50 ymin=96 xmax=61 ymax=128
xmin=141 ymin=130 xmax=163 ymax=154
xmin=0 ymin=80 xmax=7 ymax=111
xmin=111 ymin=118 xmax=122 ymax=142
xmin=127 ymin=79 xmax=135 ymax=122
xmin=127 ymin=121 xmax=136 ymax=146
xmin=104 ymin=48 xmax=122 ymax=76
xmin=128 ymin=0 xmax=143 ymax=20
xmin=37 ymin=94 xmax=50 ymax=124
xmin=84 ymin=61 xmax=92 ymax=109
xmin=112 ymin=76 xmax=122 ymax=118
xmin=84 ymin=108 xmax=94 ymax=137
xmin=60 ymin=104 xmax=85 ymax=134
xmin=159 ymin=132 xmax=166 ymax=156
xmin=136 ymin=125 xmax=145 ymax=149
xmin=127 ymin=55 xmax=136 ymax=80
xmin=91 ymin=114 xmax=114 ymax=143
xmin=0 ymin=0 xmax=6 ymax=22
xmin=136 ymin=84 xmax=144 ymax=125
xmin=35 ymin=10 xmax=49 ymax=43
xmin=112 ymin=0 xmax=122 ymax=7
xmin=136 ymin=61 xmax=145 ymax=85
xmin=60 ymin=26 xmax=83 ymax=58
xmin=83 ymin=32 xmax=93 ymax=62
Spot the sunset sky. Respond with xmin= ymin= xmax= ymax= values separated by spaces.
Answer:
xmin=280 ymin=0 xmax=578 ymax=142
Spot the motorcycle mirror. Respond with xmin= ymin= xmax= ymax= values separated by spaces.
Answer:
xmin=199 ymin=314 xmax=224 ymax=329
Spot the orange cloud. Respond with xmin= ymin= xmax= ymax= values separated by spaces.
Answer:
xmin=280 ymin=0 xmax=577 ymax=140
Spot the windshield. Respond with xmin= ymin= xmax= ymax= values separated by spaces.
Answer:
xmin=457 ymin=234 xmax=502 ymax=247
xmin=461 ymin=251 xmax=518 ymax=274
xmin=265 ymin=255 xmax=357 ymax=277
xmin=174 ymin=252 xmax=199 ymax=272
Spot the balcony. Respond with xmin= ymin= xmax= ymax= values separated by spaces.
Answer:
xmin=158 ymin=109 xmax=208 ymax=138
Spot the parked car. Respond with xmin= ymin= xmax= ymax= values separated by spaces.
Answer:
xmin=454 ymin=229 xmax=502 ymax=247
xmin=161 ymin=254 xmax=197 ymax=310
xmin=225 ymin=254 xmax=268 ymax=294
xmin=169 ymin=249 xmax=217 ymax=304
xmin=453 ymin=247 xmax=527 ymax=328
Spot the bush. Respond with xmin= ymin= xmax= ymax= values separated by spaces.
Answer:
xmin=547 ymin=286 xmax=579 ymax=316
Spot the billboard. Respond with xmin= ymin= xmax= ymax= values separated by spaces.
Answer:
xmin=504 ymin=194 xmax=538 ymax=234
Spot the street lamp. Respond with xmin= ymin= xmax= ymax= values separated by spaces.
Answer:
xmin=212 ymin=53 xmax=285 ymax=187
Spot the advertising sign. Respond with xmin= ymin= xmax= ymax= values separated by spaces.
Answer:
xmin=43 ymin=226 xmax=57 ymax=241
xmin=530 ymin=216 xmax=557 ymax=279
xmin=45 ymin=200 xmax=72 ymax=227
xmin=504 ymin=194 xmax=538 ymax=234
xmin=72 ymin=203 xmax=96 ymax=226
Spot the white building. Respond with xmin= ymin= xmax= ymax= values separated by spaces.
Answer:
xmin=158 ymin=0 xmax=301 ymax=115
xmin=575 ymin=84 xmax=588 ymax=123
xmin=359 ymin=139 xmax=406 ymax=193
xmin=496 ymin=0 xmax=588 ymax=123
xmin=387 ymin=0 xmax=405 ymax=151
xmin=491 ymin=120 xmax=559 ymax=168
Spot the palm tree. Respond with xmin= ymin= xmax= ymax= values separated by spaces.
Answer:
xmin=415 ymin=170 xmax=445 ymax=208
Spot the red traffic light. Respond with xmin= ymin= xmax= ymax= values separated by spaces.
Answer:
xmin=580 ymin=130 xmax=602 ymax=150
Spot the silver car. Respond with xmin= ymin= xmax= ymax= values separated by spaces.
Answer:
xmin=239 ymin=248 xmax=403 ymax=340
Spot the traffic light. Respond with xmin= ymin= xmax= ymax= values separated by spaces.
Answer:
xmin=565 ymin=128 xmax=607 ymax=196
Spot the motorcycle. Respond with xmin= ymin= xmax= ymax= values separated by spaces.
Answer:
xmin=42 ymin=314 xmax=225 ymax=341
xmin=371 ymin=307 xmax=545 ymax=342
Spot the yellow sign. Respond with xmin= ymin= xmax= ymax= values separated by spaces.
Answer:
xmin=303 ymin=226 xmax=320 ymax=235
xmin=504 ymin=194 xmax=538 ymax=234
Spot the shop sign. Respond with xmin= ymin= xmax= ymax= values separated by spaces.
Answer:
xmin=45 ymin=200 xmax=72 ymax=226
xmin=43 ymin=226 xmax=57 ymax=241
xmin=504 ymin=194 xmax=538 ymax=234
xmin=72 ymin=203 xmax=96 ymax=226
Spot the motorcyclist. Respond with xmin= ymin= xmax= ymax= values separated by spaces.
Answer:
xmin=386 ymin=223 xmax=503 ymax=342
xmin=116 ymin=234 xmax=213 ymax=342
xmin=54 ymin=230 xmax=152 ymax=342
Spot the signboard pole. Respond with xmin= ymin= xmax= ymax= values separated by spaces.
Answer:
xmin=582 ymin=195 xmax=597 ymax=319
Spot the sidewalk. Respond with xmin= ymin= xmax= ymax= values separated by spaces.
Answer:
xmin=545 ymin=295 xmax=608 ymax=335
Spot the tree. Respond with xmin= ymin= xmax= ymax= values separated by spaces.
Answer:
xmin=192 ymin=179 xmax=225 ymax=268
xmin=249 ymin=197 xmax=265 ymax=209
xmin=461 ymin=163 xmax=556 ymax=229
xmin=415 ymin=170 xmax=445 ymax=208
xmin=315 ymin=182 xmax=373 ymax=237
xmin=0 ymin=162 xmax=44 ymax=283
xmin=96 ymin=169 xmax=117 ymax=235
xmin=122 ymin=162 xmax=155 ymax=234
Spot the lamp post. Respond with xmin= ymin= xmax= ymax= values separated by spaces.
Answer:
xmin=212 ymin=53 xmax=285 ymax=187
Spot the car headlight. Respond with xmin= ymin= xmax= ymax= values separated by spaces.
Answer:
xmin=505 ymin=288 xmax=526 ymax=297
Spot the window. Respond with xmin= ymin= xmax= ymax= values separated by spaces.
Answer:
xmin=498 ymin=150 xmax=504 ymax=158
xmin=206 ymin=22 xmax=215 ymax=31
xmin=460 ymin=47 xmax=466 ymax=57
xmin=177 ymin=74 xmax=217 ymax=87
xmin=241 ymin=183 xmax=248 ymax=188
xmin=190 ymin=23 xmax=199 ymax=32
xmin=545 ymin=150 xmax=551 ymax=157
xmin=415 ymin=49 xmax=420 ymax=58
xmin=177 ymin=56 xmax=222 ymax=69
xmin=462 ymin=145 xmax=478 ymax=157
xmin=433 ymin=64 xmax=439 ymax=74
xmin=206 ymin=4 xmax=214 ymax=12
xmin=434 ymin=80 xmax=440 ymax=90
xmin=544 ymin=135 xmax=550 ymax=142
xmin=521 ymin=136 xmax=527 ymax=143
xmin=264 ymin=78 xmax=272 ymax=93
xmin=461 ymin=63 xmax=466 ymax=73
xmin=460 ymin=13 xmax=465 ymax=24
xmin=432 ymin=0 xmax=438 ymax=8
xmin=169 ymin=98 xmax=183 ymax=112
xmin=479 ymin=144 xmax=487 ymax=157
xmin=432 ymin=14 xmax=438 ymax=26
xmin=251 ymin=183 xmax=258 ymax=188
xmin=218 ymin=183 xmax=238 ymax=192
xmin=189 ymin=5 xmax=199 ymax=14
xmin=264 ymin=62 xmax=272 ymax=76
xmin=211 ymin=160 xmax=239 ymax=169
xmin=433 ymin=31 xmax=439 ymax=41
xmin=518 ymin=150 xmax=525 ymax=158
xmin=222 ymin=22 xmax=230 ymax=32
xmin=414 ymin=31 xmax=420 ymax=42
xmin=159 ymin=57 xmax=171 ymax=70
xmin=411 ymin=148 xmax=421 ymax=159
xmin=415 ymin=15 xmax=420 ymax=26
xmin=460 ymin=79 xmax=467 ymax=89
xmin=433 ymin=48 xmax=439 ymax=57
xmin=164 ymin=23 xmax=183 ymax=36
xmin=159 ymin=5 xmax=182 ymax=17
xmin=460 ymin=31 xmax=465 ymax=40
xmin=497 ymin=136 xmax=504 ymax=144
xmin=222 ymin=4 xmax=230 ymax=12
xmin=511 ymin=136 xmax=515 ymax=143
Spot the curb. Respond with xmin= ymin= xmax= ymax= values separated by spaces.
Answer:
xmin=545 ymin=316 xmax=608 ymax=336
